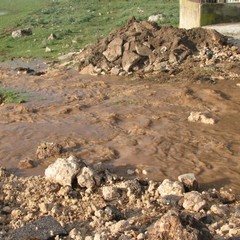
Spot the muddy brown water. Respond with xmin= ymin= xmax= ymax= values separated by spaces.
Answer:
xmin=0 ymin=65 xmax=240 ymax=195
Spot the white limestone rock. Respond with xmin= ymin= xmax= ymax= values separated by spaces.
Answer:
xmin=188 ymin=112 xmax=216 ymax=124
xmin=157 ymin=179 xmax=184 ymax=197
xmin=183 ymin=191 xmax=207 ymax=212
xmin=102 ymin=186 xmax=120 ymax=201
xmin=45 ymin=156 xmax=84 ymax=186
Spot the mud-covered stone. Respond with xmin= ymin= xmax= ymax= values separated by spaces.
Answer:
xmin=36 ymin=142 xmax=62 ymax=159
xmin=219 ymin=187 xmax=236 ymax=203
xmin=18 ymin=159 xmax=35 ymax=169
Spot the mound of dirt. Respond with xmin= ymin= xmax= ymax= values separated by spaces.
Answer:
xmin=76 ymin=17 xmax=227 ymax=76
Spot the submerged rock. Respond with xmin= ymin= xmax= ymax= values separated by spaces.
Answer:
xmin=36 ymin=142 xmax=63 ymax=159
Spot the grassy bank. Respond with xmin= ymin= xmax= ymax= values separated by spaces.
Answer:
xmin=0 ymin=0 xmax=179 ymax=61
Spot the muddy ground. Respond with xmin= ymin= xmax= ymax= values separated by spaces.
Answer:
xmin=0 ymin=57 xmax=240 ymax=197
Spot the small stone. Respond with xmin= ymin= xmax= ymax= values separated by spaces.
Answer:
xmin=157 ymin=179 xmax=184 ymax=197
xmin=102 ymin=186 xmax=120 ymax=201
xmin=80 ymin=64 xmax=95 ymax=75
xmin=229 ymin=228 xmax=238 ymax=236
xmin=77 ymin=166 xmax=101 ymax=190
xmin=48 ymin=33 xmax=57 ymax=40
xmin=39 ymin=203 xmax=51 ymax=214
xmin=135 ymin=43 xmax=152 ymax=57
xmin=188 ymin=112 xmax=216 ymax=124
xmin=142 ymin=169 xmax=148 ymax=175
xmin=219 ymin=187 xmax=236 ymax=203
xmin=36 ymin=142 xmax=62 ymax=160
xmin=110 ymin=67 xmax=121 ymax=75
xmin=69 ymin=228 xmax=83 ymax=240
xmin=148 ymin=210 xmax=212 ymax=239
xmin=45 ymin=155 xmax=84 ymax=187
xmin=12 ymin=28 xmax=32 ymax=38
xmin=234 ymin=207 xmax=240 ymax=218
xmin=103 ymin=205 xmax=123 ymax=221
xmin=148 ymin=14 xmax=164 ymax=22
xmin=11 ymin=209 xmax=21 ymax=218
xmin=18 ymin=159 xmax=35 ymax=169
xmin=119 ymin=179 xmax=142 ymax=197
xmin=183 ymin=191 xmax=206 ymax=212
xmin=45 ymin=47 xmax=52 ymax=52
xmin=137 ymin=233 xmax=145 ymax=240
xmin=85 ymin=236 xmax=93 ymax=240
xmin=210 ymin=204 xmax=226 ymax=216
xmin=122 ymin=51 xmax=142 ymax=72
xmin=110 ymin=220 xmax=130 ymax=235
xmin=160 ymin=195 xmax=182 ymax=206
xmin=103 ymin=38 xmax=123 ymax=62
xmin=0 ymin=167 xmax=9 ymax=177
xmin=220 ymin=224 xmax=230 ymax=234
xmin=178 ymin=173 xmax=198 ymax=191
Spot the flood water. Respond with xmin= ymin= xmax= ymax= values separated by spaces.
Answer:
xmin=0 ymin=66 xmax=240 ymax=195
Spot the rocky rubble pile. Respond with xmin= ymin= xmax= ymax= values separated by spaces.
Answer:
xmin=0 ymin=157 xmax=239 ymax=239
xmin=74 ymin=17 xmax=240 ymax=77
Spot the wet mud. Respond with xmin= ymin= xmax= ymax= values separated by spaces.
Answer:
xmin=0 ymin=64 xmax=240 ymax=195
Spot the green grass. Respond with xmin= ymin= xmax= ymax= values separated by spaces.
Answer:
xmin=0 ymin=0 xmax=179 ymax=61
xmin=0 ymin=87 xmax=29 ymax=103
